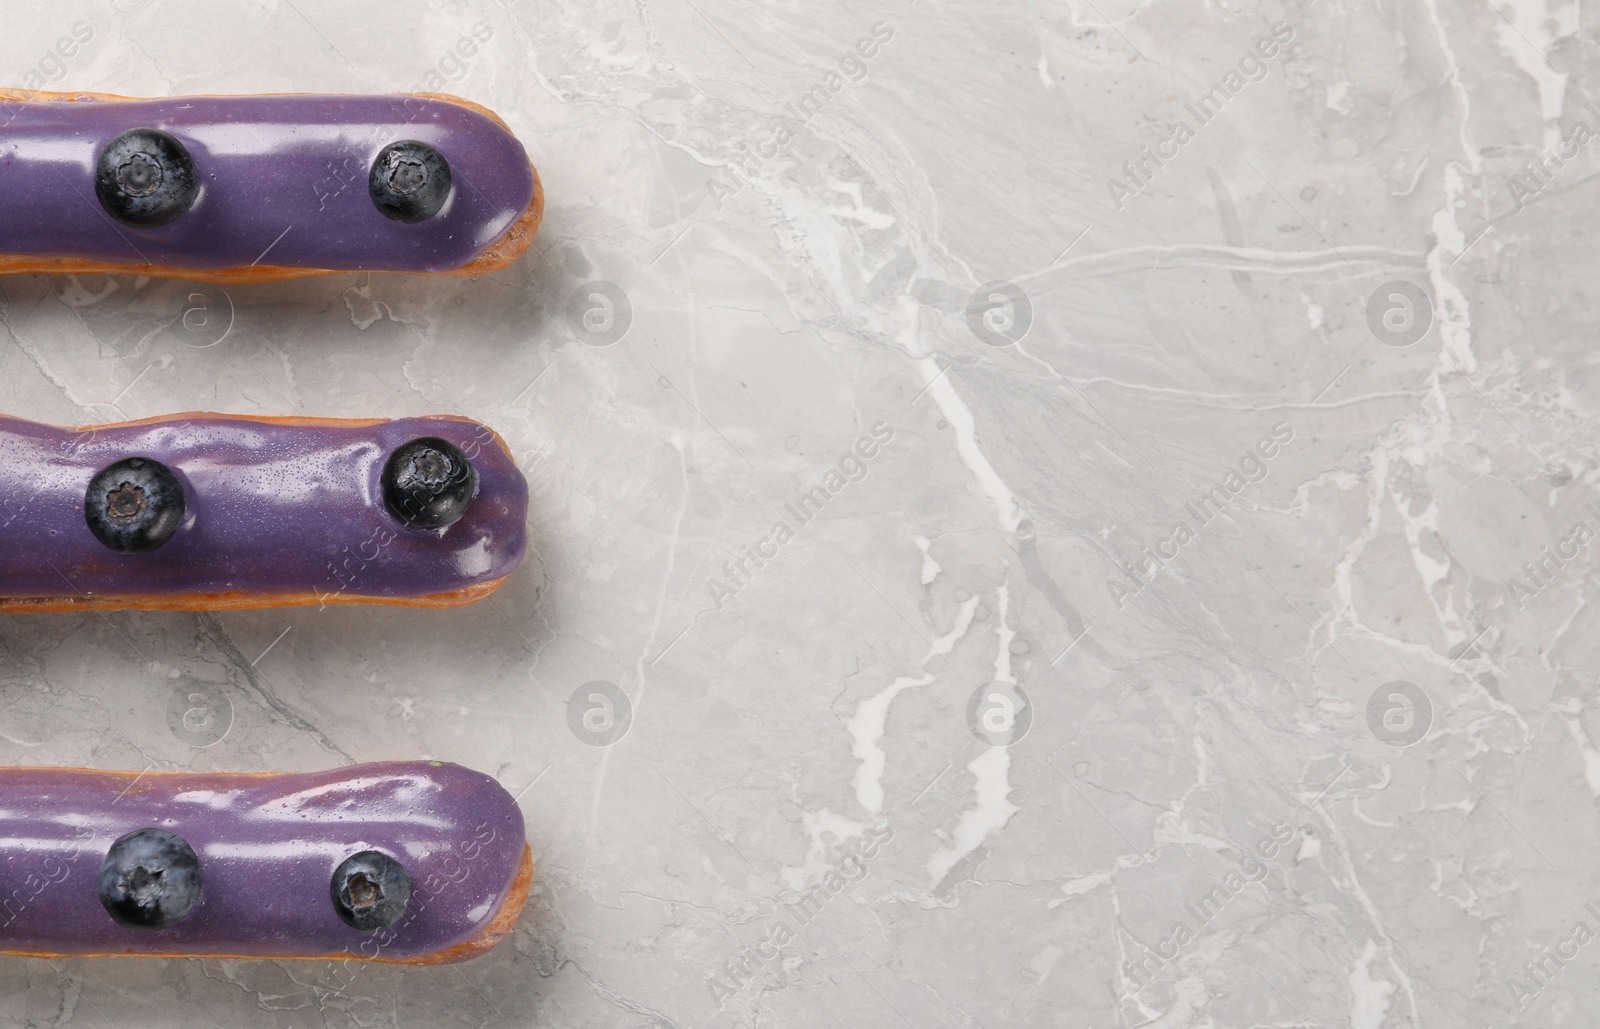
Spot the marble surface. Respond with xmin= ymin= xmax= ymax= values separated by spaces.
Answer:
xmin=0 ymin=0 xmax=1590 ymax=1026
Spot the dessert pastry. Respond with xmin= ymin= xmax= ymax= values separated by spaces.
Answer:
xmin=0 ymin=90 xmax=541 ymax=281
xmin=0 ymin=412 xmax=528 ymax=611
xmin=0 ymin=761 xmax=531 ymax=962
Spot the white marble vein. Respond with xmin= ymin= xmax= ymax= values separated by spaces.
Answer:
xmin=0 ymin=0 xmax=1598 ymax=1026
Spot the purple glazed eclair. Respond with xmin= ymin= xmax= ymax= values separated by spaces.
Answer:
xmin=0 ymin=89 xmax=542 ymax=282
xmin=0 ymin=761 xmax=532 ymax=963
xmin=0 ymin=412 xmax=528 ymax=611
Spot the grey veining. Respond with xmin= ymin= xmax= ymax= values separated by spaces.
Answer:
xmin=0 ymin=0 xmax=1590 ymax=1026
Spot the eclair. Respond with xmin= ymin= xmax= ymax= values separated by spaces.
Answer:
xmin=0 ymin=761 xmax=531 ymax=963
xmin=0 ymin=412 xmax=528 ymax=611
xmin=0 ymin=90 xmax=542 ymax=281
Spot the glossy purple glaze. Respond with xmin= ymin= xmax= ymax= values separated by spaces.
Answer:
xmin=0 ymin=414 xmax=527 ymax=604
xmin=0 ymin=93 xmax=534 ymax=272
xmin=0 ymin=762 xmax=527 ymax=960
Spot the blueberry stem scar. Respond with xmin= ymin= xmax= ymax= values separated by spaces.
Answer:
xmin=331 ymin=850 xmax=413 ymax=931
xmin=95 ymin=128 xmax=199 ymax=227
xmin=98 ymin=828 xmax=202 ymax=930
xmin=369 ymin=141 xmax=452 ymax=223
xmin=382 ymin=437 xmax=476 ymax=530
xmin=84 ymin=456 xmax=185 ymax=553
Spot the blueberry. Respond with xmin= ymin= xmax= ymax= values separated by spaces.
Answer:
xmin=84 ymin=457 xmax=185 ymax=553
xmin=369 ymin=141 xmax=452 ymax=222
xmin=95 ymin=128 xmax=199 ymax=227
xmin=330 ymin=850 xmax=412 ymax=931
xmin=382 ymin=437 xmax=475 ymax=530
xmin=98 ymin=828 xmax=202 ymax=930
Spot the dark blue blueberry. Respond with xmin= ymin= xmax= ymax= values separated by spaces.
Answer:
xmin=98 ymin=828 xmax=202 ymax=930
xmin=369 ymin=141 xmax=452 ymax=222
xmin=95 ymin=128 xmax=198 ymax=227
xmin=84 ymin=457 xmax=185 ymax=553
xmin=331 ymin=850 xmax=412 ymax=931
xmin=382 ymin=437 xmax=475 ymax=530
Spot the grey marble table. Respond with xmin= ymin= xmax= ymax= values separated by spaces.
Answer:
xmin=0 ymin=0 xmax=1588 ymax=1026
